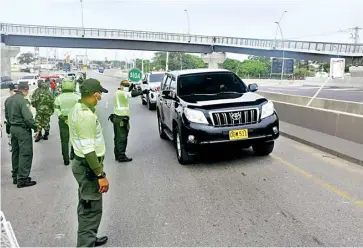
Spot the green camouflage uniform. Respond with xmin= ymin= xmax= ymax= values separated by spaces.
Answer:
xmin=31 ymin=82 xmax=55 ymax=134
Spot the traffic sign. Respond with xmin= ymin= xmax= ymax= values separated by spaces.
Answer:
xmin=128 ymin=68 xmax=143 ymax=83
xmin=271 ymin=58 xmax=294 ymax=74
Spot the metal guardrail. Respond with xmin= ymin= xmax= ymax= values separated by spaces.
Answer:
xmin=1 ymin=23 xmax=363 ymax=55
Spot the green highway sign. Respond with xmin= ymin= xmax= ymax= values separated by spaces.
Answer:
xmin=128 ymin=68 xmax=143 ymax=83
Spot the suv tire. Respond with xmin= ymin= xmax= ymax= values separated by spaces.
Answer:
xmin=147 ymin=96 xmax=155 ymax=110
xmin=141 ymin=95 xmax=146 ymax=105
xmin=174 ymin=125 xmax=195 ymax=165
xmin=157 ymin=113 xmax=167 ymax=140
xmin=252 ymin=141 xmax=274 ymax=156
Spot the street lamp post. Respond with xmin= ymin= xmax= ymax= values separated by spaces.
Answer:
xmin=184 ymin=9 xmax=190 ymax=42
xmin=275 ymin=22 xmax=285 ymax=80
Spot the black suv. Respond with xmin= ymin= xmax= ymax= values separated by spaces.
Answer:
xmin=156 ymin=69 xmax=279 ymax=164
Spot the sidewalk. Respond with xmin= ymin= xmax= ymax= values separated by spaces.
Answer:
xmin=279 ymin=121 xmax=363 ymax=166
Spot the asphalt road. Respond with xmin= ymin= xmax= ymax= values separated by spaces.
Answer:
xmin=2 ymin=72 xmax=363 ymax=247
xmin=258 ymin=84 xmax=363 ymax=103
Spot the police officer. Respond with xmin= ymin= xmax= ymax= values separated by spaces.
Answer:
xmin=31 ymin=80 xmax=55 ymax=142
xmin=68 ymin=78 xmax=109 ymax=247
xmin=111 ymin=79 xmax=146 ymax=162
xmin=4 ymin=82 xmax=37 ymax=188
xmin=54 ymin=79 xmax=80 ymax=165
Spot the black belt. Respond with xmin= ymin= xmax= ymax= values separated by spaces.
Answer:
xmin=74 ymin=154 xmax=104 ymax=164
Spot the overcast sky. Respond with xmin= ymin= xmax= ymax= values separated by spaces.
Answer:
xmin=1 ymin=0 xmax=362 ymax=61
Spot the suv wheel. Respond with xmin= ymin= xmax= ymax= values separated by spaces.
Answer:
xmin=157 ymin=114 xmax=167 ymax=140
xmin=252 ymin=141 xmax=274 ymax=156
xmin=174 ymin=125 xmax=195 ymax=164
xmin=147 ymin=95 xmax=155 ymax=110
xmin=141 ymin=95 xmax=146 ymax=105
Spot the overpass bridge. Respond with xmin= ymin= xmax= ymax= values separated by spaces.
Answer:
xmin=1 ymin=23 xmax=363 ymax=63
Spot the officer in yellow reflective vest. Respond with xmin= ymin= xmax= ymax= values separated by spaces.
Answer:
xmin=110 ymin=79 xmax=146 ymax=162
xmin=54 ymin=79 xmax=80 ymax=165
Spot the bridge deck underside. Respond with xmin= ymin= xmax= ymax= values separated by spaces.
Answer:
xmin=1 ymin=34 xmax=362 ymax=62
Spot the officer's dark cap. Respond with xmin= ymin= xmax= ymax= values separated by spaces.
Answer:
xmin=80 ymin=78 xmax=108 ymax=94
xmin=18 ymin=82 xmax=29 ymax=90
xmin=9 ymin=83 xmax=16 ymax=91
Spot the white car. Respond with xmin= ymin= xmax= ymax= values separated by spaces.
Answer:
xmin=17 ymin=74 xmax=39 ymax=86
xmin=140 ymin=72 xmax=165 ymax=110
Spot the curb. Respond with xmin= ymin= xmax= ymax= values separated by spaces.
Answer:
xmin=279 ymin=131 xmax=363 ymax=167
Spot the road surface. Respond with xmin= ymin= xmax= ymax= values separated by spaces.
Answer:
xmin=257 ymin=83 xmax=363 ymax=103
xmin=1 ymin=72 xmax=363 ymax=247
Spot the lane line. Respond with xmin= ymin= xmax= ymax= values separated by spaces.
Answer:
xmin=271 ymin=154 xmax=363 ymax=208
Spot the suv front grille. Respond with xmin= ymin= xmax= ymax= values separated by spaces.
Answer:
xmin=210 ymin=109 xmax=259 ymax=127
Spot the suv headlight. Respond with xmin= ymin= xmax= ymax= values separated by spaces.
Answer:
xmin=261 ymin=100 xmax=274 ymax=119
xmin=183 ymin=107 xmax=208 ymax=124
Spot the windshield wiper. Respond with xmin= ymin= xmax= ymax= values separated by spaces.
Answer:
xmin=181 ymin=93 xmax=216 ymax=97
xmin=218 ymin=91 xmax=245 ymax=94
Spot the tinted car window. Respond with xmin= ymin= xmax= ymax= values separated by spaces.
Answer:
xmin=178 ymin=72 xmax=247 ymax=96
xmin=149 ymin=73 xmax=165 ymax=83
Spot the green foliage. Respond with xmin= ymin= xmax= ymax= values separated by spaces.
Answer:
xmin=151 ymin=52 xmax=206 ymax=71
xmin=237 ymin=60 xmax=269 ymax=77
xmin=18 ymin=53 xmax=35 ymax=64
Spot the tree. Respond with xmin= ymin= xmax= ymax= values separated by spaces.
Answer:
xmin=151 ymin=52 xmax=206 ymax=71
xmin=223 ymin=58 xmax=240 ymax=73
xmin=18 ymin=53 xmax=35 ymax=65
xmin=237 ymin=60 xmax=269 ymax=78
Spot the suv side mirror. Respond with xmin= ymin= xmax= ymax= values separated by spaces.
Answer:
xmin=142 ymin=80 xmax=147 ymax=84
xmin=161 ymin=90 xmax=173 ymax=99
xmin=248 ymin=83 xmax=258 ymax=92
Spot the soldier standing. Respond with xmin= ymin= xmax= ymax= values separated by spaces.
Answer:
xmin=68 ymin=78 xmax=109 ymax=247
xmin=54 ymin=79 xmax=80 ymax=165
xmin=31 ymin=80 xmax=55 ymax=142
xmin=5 ymin=82 xmax=37 ymax=188
xmin=110 ymin=79 xmax=146 ymax=162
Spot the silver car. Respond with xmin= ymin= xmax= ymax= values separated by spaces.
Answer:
xmin=140 ymin=72 xmax=165 ymax=110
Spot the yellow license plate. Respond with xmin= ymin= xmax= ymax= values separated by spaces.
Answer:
xmin=229 ymin=129 xmax=248 ymax=140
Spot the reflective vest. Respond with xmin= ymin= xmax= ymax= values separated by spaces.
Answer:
xmin=69 ymin=102 xmax=106 ymax=158
xmin=54 ymin=92 xmax=80 ymax=117
xmin=113 ymin=90 xmax=131 ymax=116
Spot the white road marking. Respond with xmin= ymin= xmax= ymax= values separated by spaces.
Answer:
xmin=105 ymin=99 xmax=109 ymax=109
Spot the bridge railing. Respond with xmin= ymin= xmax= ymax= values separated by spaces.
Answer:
xmin=1 ymin=23 xmax=363 ymax=55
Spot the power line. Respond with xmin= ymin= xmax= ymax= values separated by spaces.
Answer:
xmin=339 ymin=26 xmax=362 ymax=44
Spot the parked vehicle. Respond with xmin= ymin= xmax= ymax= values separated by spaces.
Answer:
xmin=156 ymin=69 xmax=280 ymax=164
xmin=0 ymin=76 xmax=15 ymax=89
xmin=17 ymin=74 xmax=39 ymax=86
xmin=140 ymin=72 xmax=165 ymax=110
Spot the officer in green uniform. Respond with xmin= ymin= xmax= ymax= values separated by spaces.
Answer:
xmin=54 ymin=79 xmax=80 ymax=165
xmin=4 ymin=82 xmax=37 ymax=188
xmin=110 ymin=79 xmax=146 ymax=162
xmin=68 ymin=78 xmax=109 ymax=247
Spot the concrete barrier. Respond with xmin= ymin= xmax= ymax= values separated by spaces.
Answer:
xmin=273 ymin=101 xmax=363 ymax=145
xmin=304 ymin=77 xmax=363 ymax=88
xmin=258 ymin=91 xmax=363 ymax=115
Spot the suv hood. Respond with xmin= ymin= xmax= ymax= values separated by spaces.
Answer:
xmin=182 ymin=92 xmax=266 ymax=108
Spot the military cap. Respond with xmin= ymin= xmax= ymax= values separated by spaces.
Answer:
xmin=9 ymin=83 xmax=16 ymax=91
xmin=120 ymin=79 xmax=131 ymax=87
xmin=18 ymin=81 xmax=29 ymax=90
xmin=80 ymin=78 xmax=108 ymax=94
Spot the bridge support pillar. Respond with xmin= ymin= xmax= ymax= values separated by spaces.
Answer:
xmin=0 ymin=40 xmax=20 ymax=77
xmin=201 ymin=52 xmax=226 ymax=69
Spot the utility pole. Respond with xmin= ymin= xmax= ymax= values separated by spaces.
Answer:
xmin=166 ymin=51 xmax=169 ymax=71
xmin=351 ymin=26 xmax=362 ymax=44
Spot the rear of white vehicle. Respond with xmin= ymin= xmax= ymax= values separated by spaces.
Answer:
xmin=141 ymin=72 xmax=164 ymax=110
xmin=17 ymin=74 xmax=38 ymax=86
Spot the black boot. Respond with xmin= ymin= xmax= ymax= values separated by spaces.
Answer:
xmin=95 ymin=236 xmax=108 ymax=247
xmin=43 ymin=130 xmax=49 ymax=140
xmin=12 ymin=178 xmax=17 ymax=184
xmin=64 ymin=160 xmax=70 ymax=166
xmin=17 ymin=179 xmax=37 ymax=188
xmin=118 ymin=155 xmax=132 ymax=163
xmin=35 ymin=131 xmax=42 ymax=142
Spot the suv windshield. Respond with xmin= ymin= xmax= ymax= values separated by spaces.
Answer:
xmin=149 ymin=73 xmax=165 ymax=83
xmin=178 ymin=72 xmax=248 ymax=96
